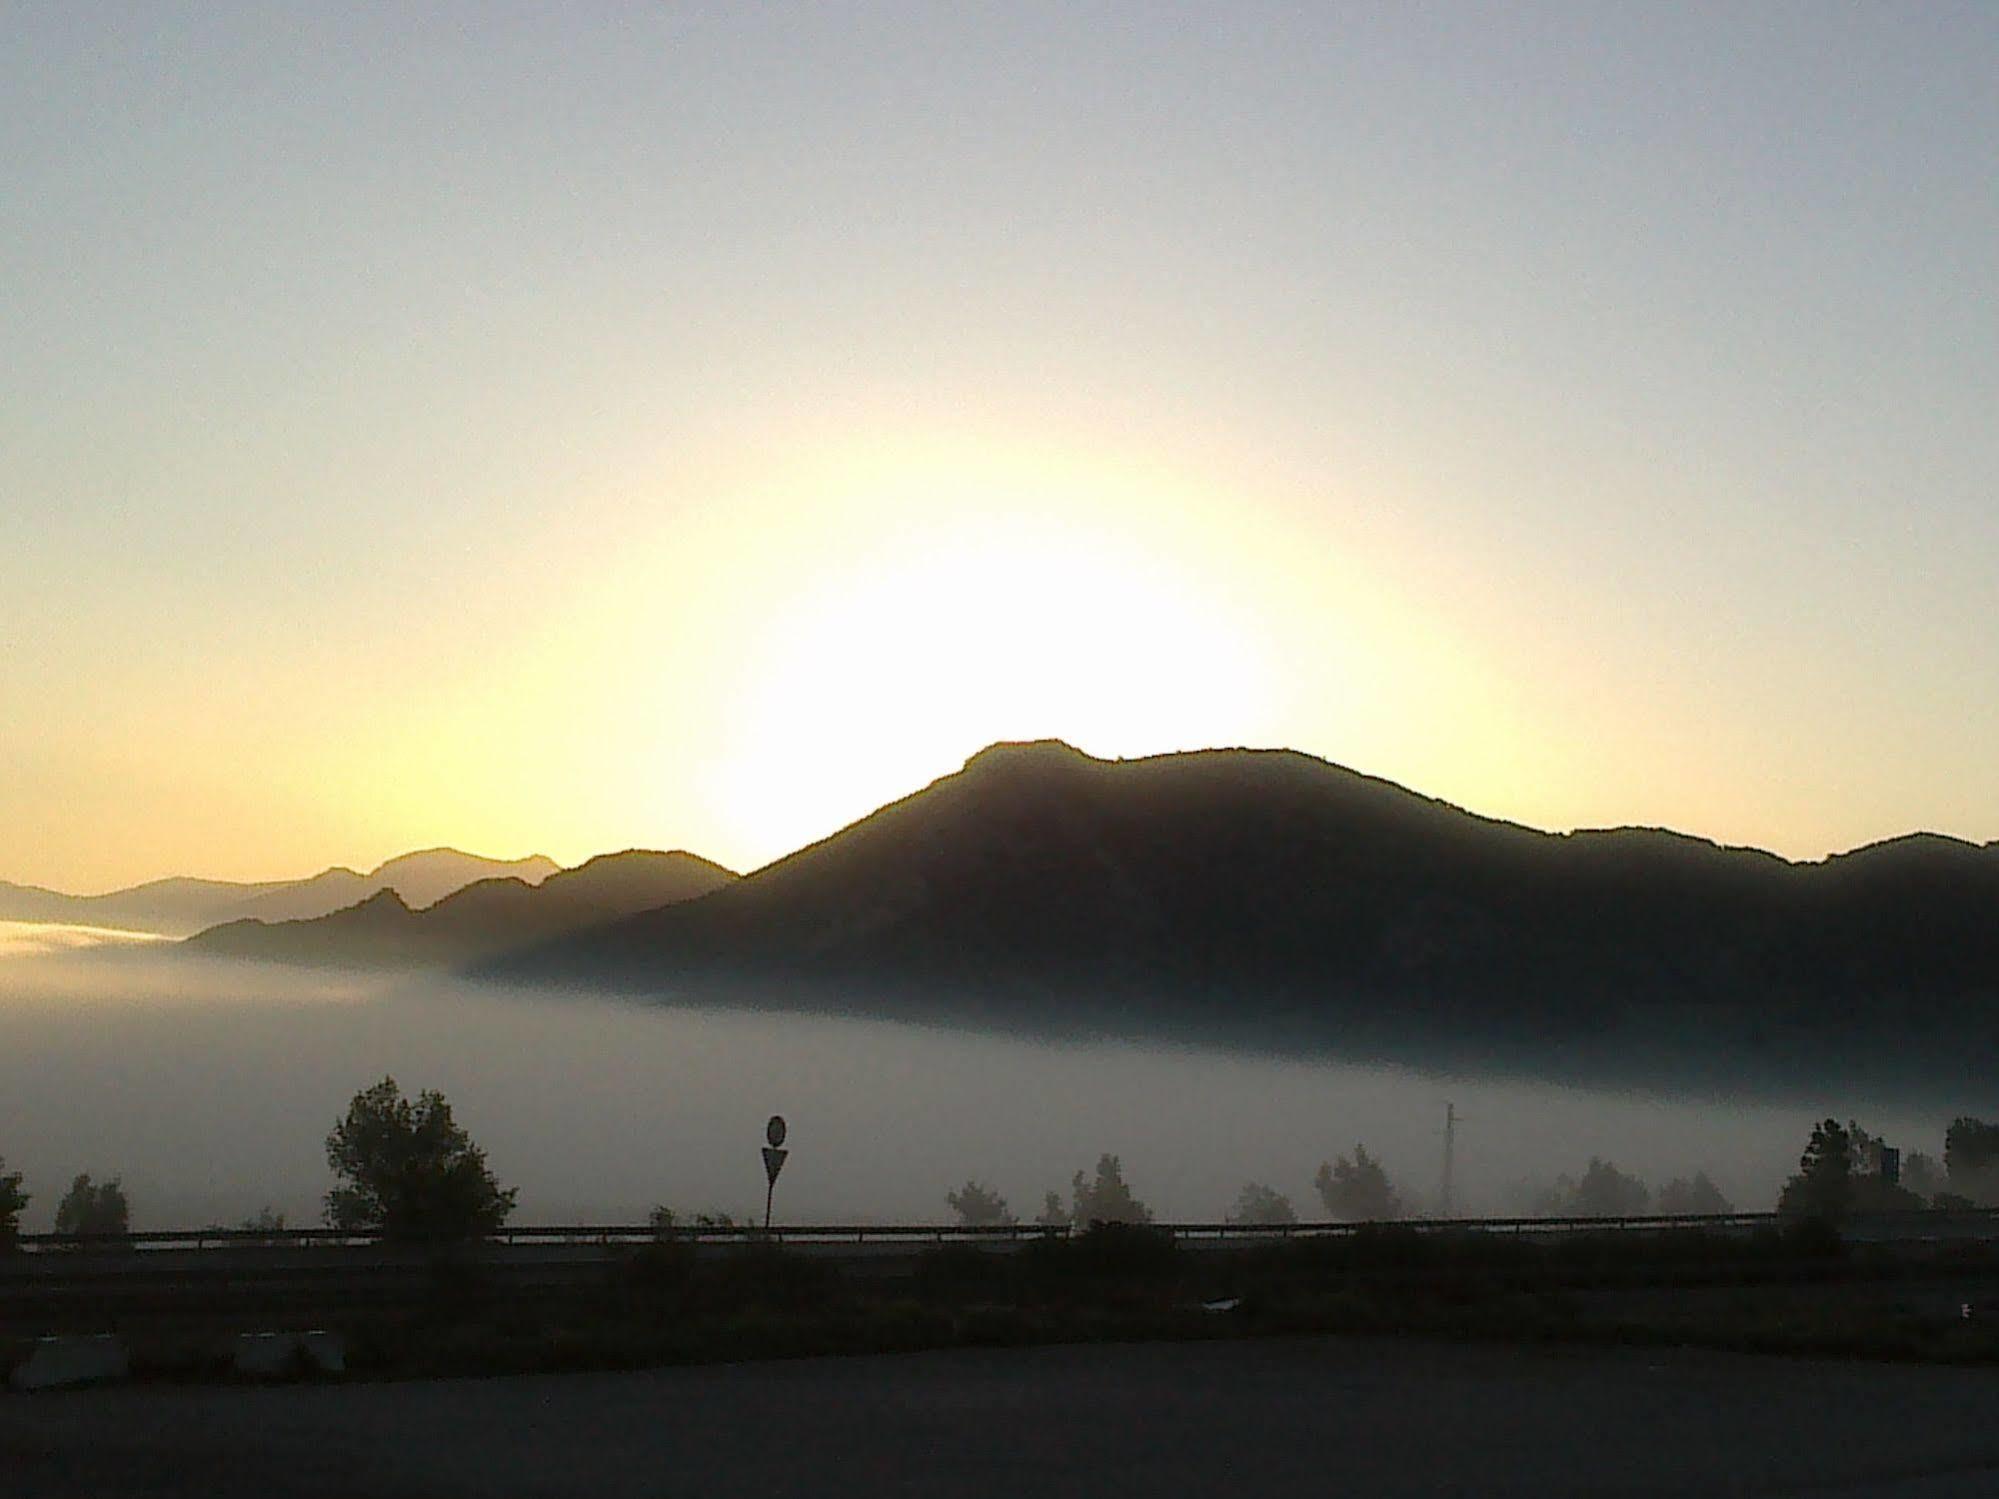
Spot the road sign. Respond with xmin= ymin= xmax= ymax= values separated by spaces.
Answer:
xmin=761 ymin=1125 xmax=790 ymax=1232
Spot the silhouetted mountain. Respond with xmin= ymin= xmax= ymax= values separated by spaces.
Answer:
xmin=224 ymin=868 xmax=377 ymax=925
xmin=187 ymin=851 xmax=737 ymax=967
xmin=486 ymin=741 xmax=1999 ymax=1089
xmin=0 ymin=849 xmax=564 ymax=937
xmin=0 ymin=875 xmax=302 ymax=935
xmin=360 ymin=848 xmax=562 ymax=911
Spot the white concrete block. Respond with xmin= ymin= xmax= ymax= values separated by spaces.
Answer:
xmin=9 ymin=1334 xmax=131 ymax=1391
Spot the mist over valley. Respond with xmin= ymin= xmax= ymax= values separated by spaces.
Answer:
xmin=0 ymin=918 xmax=1961 ymax=1237
xmin=6 ymin=739 xmax=1994 ymax=1238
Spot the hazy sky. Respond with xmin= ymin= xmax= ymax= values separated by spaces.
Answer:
xmin=5 ymin=3 xmax=1995 ymax=891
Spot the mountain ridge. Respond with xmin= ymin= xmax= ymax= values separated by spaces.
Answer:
xmin=0 ymin=848 xmax=565 ymax=936
xmin=481 ymin=740 xmax=1999 ymax=1087
xmin=185 ymin=849 xmax=738 ymax=967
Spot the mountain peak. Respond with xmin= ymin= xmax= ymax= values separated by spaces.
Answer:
xmin=486 ymin=740 xmax=1999 ymax=1099
xmin=366 ymin=847 xmax=560 ymax=879
xmin=362 ymin=848 xmax=563 ymax=910
xmin=961 ymin=739 xmax=1095 ymax=773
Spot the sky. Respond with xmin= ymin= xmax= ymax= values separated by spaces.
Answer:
xmin=4 ymin=3 xmax=1996 ymax=892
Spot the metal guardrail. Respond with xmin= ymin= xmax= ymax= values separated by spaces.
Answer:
xmin=17 ymin=1207 xmax=1999 ymax=1254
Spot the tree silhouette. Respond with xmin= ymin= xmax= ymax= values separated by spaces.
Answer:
xmin=0 ymin=1159 xmax=26 ymax=1251
xmin=1778 ymin=1119 xmax=1853 ymax=1220
xmin=53 ymin=1173 xmax=129 ymax=1239
xmin=1534 ymin=1158 xmax=1651 ymax=1218
xmin=1656 ymin=1172 xmax=1732 ymax=1215
xmin=1837 ymin=1121 xmax=1926 ymax=1211
xmin=1945 ymin=1117 xmax=1999 ymax=1204
xmin=1070 ymin=1154 xmax=1150 ymax=1225
xmin=1034 ymin=1191 xmax=1068 ymax=1229
xmin=324 ymin=1077 xmax=516 ymax=1242
xmin=946 ymin=1180 xmax=1014 ymax=1227
xmin=1901 ymin=1150 xmax=1946 ymax=1202
xmin=1314 ymin=1145 xmax=1402 ymax=1221
xmin=1229 ymin=1181 xmax=1298 ymax=1226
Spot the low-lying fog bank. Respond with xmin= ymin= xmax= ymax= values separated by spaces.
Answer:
xmin=0 ymin=922 xmax=1954 ymax=1233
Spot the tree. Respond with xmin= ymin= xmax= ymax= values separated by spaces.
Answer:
xmin=1777 ymin=1118 xmax=1852 ymax=1220
xmin=1070 ymin=1154 xmax=1150 ymax=1225
xmin=946 ymin=1180 xmax=1014 ymax=1227
xmin=1840 ymin=1122 xmax=1926 ymax=1212
xmin=1314 ymin=1145 xmax=1402 ymax=1221
xmin=1656 ymin=1172 xmax=1733 ymax=1216
xmin=1901 ymin=1150 xmax=1946 ymax=1202
xmin=53 ymin=1173 xmax=129 ymax=1239
xmin=1533 ymin=1158 xmax=1650 ymax=1218
xmin=0 ymin=1159 xmax=26 ymax=1251
xmin=1945 ymin=1117 xmax=1999 ymax=1204
xmin=1229 ymin=1181 xmax=1298 ymax=1226
xmin=1847 ymin=1122 xmax=1889 ymax=1176
xmin=324 ymin=1077 xmax=516 ymax=1242
xmin=1034 ymin=1191 xmax=1069 ymax=1229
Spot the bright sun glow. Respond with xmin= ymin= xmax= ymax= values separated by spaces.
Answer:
xmin=706 ymin=509 xmax=1281 ymax=866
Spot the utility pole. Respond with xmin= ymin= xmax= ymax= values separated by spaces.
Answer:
xmin=1440 ymin=1102 xmax=1457 ymax=1218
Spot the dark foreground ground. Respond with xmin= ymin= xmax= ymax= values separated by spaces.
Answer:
xmin=7 ymin=1336 xmax=1999 ymax=1498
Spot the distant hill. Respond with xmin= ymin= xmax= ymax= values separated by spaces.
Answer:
xmin=361 ymin=848 xmax=562 ymax=912
xmin=1 ymin=849 xmax=563 ymax=937
xmin=0 ymin=875 xmax=303 ymax=936
xmin=485 ymin=740 xmax=1999 ymax=1090
xmin=186 ymin=851 xmax=737 ymax=967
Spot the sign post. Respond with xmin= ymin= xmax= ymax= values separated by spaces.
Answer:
xmin=761 ymin=1115 xmax=788 ymax=1231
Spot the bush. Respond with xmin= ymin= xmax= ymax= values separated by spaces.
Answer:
xmin=915 ymin=1244 xmax=1010 ymax=1300
xmin=1025 ymin=1220 xmax=1181 ymax=1287
xmin=1776 ymin=1214 xmax=1847 ymax=1260
xmin=699 ymin=1244 xmax=840 ymax=1315
xmin=619 ymin=1239 xmax=697 ymax=1296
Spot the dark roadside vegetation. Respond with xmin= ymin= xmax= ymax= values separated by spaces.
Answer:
xmin=15 ymin=1083 xmax=1999 ymax=1385
xmin=15 ymin=1220 xmax=1999 ymax=1385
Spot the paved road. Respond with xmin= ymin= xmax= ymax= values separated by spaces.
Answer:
xmin=7 ymin=1337 xmax=1999 ymax=1497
